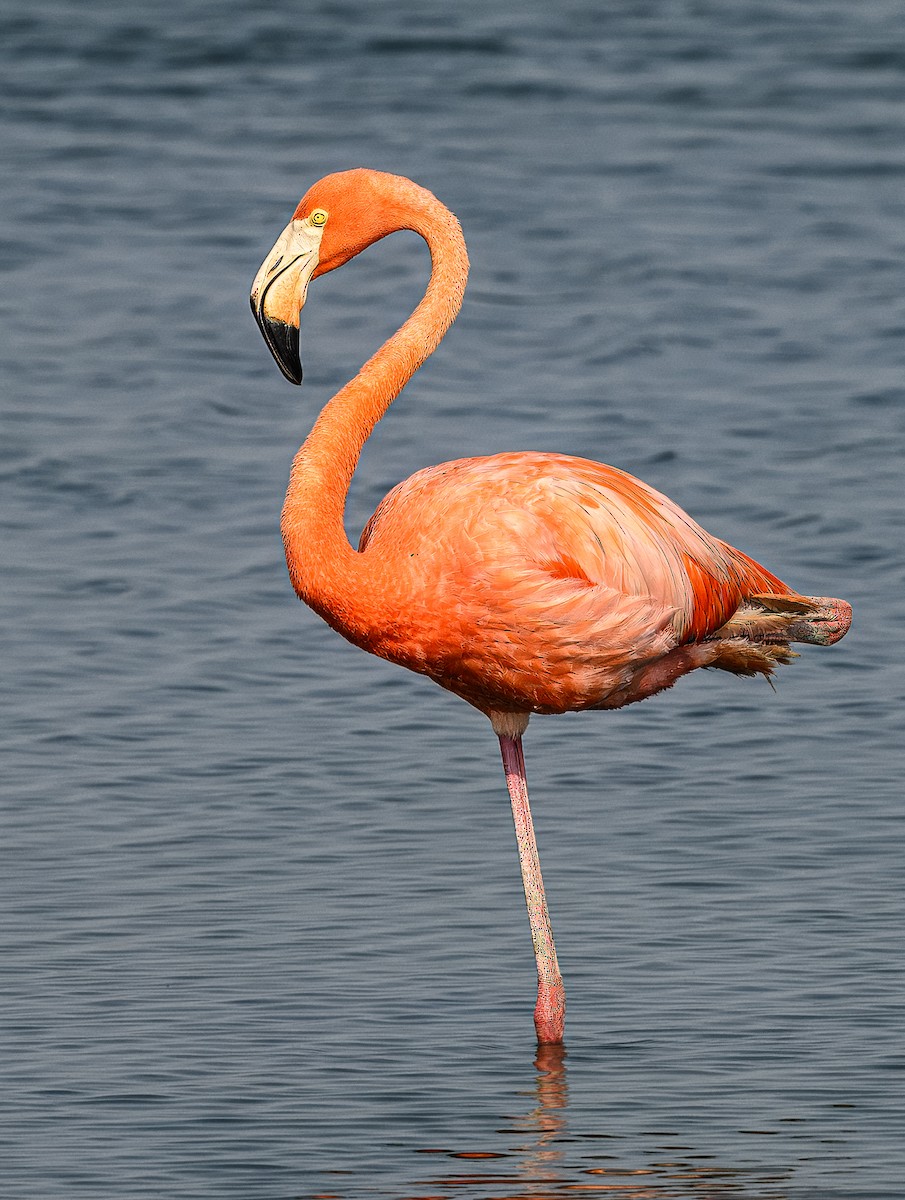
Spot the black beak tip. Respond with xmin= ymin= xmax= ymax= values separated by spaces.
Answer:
xmin=253 ymin=305 xmax=303 ymax=386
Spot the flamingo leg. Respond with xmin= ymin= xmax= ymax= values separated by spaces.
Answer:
xmin=498 ymin=733 xmax=566 ymax=1045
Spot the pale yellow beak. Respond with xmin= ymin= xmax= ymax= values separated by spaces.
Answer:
xmin=250 ymin=219 xmax=324 ymax=384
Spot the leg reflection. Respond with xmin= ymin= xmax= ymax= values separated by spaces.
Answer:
xmin=512 ymin=1042 xmax=569 ymax=1184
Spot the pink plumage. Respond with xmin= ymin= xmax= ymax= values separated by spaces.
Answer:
xmin=251 ymin=169 xmax=851 ymax=1044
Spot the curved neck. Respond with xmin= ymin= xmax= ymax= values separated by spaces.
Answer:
xmin=280 ymin=199 xmax=469 ymax=636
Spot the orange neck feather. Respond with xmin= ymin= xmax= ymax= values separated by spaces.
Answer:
xmin=280 ymin=183 xmax=469 ymax=640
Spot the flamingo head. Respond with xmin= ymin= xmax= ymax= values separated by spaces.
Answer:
xmin=250 ymin=168 xmax=425 ymax=384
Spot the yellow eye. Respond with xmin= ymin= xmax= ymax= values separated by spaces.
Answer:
xmin=310 ymin=209 xmax=328 ymax=227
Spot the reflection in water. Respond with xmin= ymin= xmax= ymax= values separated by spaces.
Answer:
xmin=410 ymin=1046 xmax=795 ymax=1199
xmin=512 ymin=1043 xmax=569 ymax=1185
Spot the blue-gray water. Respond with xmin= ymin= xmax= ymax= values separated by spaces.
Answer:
xmin=1 ymin=2 xmax=903 ymax=1197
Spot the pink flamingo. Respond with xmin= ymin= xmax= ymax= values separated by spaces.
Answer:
xmin=250 ymin=169 xmax=851 ymax=1044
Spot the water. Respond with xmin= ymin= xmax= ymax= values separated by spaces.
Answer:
xmin=1 ymin=1 xmax=903 ymax=1196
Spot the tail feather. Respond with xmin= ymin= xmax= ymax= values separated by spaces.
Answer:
xmin=705 ymin=638 xmax=798 ymax=679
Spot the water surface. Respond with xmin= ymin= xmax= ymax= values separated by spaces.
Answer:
xmin=1 ymin=1 xmax=903 ymax=1196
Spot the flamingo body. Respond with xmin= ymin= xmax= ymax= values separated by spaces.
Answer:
xmin=250 ymin=169 xmax=851 ymax=1044
xmin=354 ymin=451 xmax=790 ymax=715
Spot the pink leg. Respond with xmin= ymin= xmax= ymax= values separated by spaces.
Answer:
xmin=498 ymin=733 xmax=565 ymax=1045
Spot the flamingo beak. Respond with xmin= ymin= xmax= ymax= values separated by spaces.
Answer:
xmin=250 ymin=219 xmax=323 ymax=385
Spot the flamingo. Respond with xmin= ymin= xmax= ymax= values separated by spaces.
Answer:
xmin=250 ymin=169 xmax=851 ymax=1045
